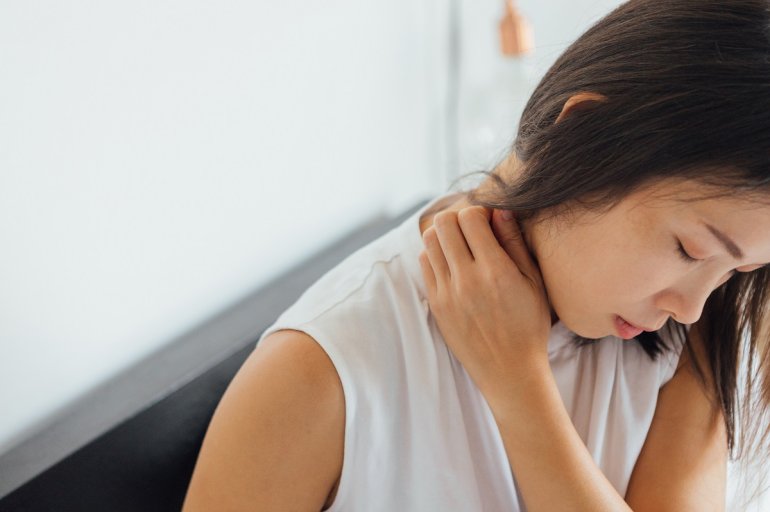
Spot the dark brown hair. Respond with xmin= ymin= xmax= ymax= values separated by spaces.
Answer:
xmin=453 ymin=0 xmax=770 ymax=507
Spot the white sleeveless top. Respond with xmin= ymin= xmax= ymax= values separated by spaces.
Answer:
xmin=256 ymin=194 xmax=686 ymax=511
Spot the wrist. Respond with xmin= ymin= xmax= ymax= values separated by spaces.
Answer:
xmin=481 ymin=353 xmax=553 ymax=411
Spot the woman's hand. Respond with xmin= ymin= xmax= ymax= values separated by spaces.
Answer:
xmin=418 ymin=206 xmax=552 ymax=398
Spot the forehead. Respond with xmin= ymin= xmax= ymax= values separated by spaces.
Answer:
xmin=626 ymin=178 xmax=770 ymax=256
xmin=628 ymin=178 xmax=770 ymax=214
xmin=548 ymin=178 xmax=770 ymax=234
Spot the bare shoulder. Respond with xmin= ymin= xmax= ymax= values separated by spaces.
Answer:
xmin=182 ymin=329 xmax=345 ymax=512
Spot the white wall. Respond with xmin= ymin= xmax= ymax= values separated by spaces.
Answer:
xmin=0 ymin=0 xmax=449 ymax=454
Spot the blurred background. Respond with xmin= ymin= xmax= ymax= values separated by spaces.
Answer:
xmin=0 ymin=0 xmax=765 ymax=510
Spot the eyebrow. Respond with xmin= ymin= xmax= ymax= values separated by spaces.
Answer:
xmin=702 ymin=222 xmax=744 ymax=260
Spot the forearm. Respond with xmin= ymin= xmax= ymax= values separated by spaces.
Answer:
xmin=484 ymin=357 xmax=633 ymax=512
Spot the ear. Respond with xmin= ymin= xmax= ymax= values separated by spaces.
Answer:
xmin=555 ymin=91 xmax=608 ymax=124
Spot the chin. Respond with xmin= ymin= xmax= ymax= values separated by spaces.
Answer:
xmin=557 ymin=312 xmax=608 ymax=340
xmin=575 ymin=327 xmax=607 ymax=340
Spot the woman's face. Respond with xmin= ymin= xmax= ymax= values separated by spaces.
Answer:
xmin=523 ymin=179 xmax=770 ymax=339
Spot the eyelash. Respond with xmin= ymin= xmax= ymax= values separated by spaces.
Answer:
xmin=676 ymin=239 xmax=699 ymax=263
xmin=676 ymin=238 xmax=738 ymax=282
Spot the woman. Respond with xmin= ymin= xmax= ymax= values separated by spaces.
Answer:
xmin=182 ymin=0 xmax=770 ymax=510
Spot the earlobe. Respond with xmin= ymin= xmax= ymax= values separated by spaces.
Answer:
xmin=555 ymin=91 xmax=608 ymax=124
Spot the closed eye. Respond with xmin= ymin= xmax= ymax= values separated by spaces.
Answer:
xmin=677 ymin=238 xmax=736 ymax=283
xmin=677 ymin=237 xmax=769 ymax=273
xmin=675 ymin=238 xmax=699 ymax=263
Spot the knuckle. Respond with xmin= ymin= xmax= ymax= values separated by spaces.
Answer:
xmin=433 ymin=210 xmax=457 ymax=228
xmin=459 ymin=207 xmax=492 ymax=229
xmin=457 ymin=207 xmax=475 ymax=224
xmin=482 ymin=267 xmax=504 ymax=289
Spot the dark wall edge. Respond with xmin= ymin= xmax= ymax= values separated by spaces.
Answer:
xmin=0 ymin=199 xmax=428 ymax=500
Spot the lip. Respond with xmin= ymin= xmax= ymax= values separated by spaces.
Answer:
xmin=621 ymin=315 xmax=659 ymax=331
xmin=615 ymin=315 xmax=647 ymax=339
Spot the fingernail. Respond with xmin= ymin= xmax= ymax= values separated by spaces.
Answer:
xmin=501 ymin=210 xmax=513 ymax=220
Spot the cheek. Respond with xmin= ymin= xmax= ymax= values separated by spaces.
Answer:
xmin=537 ymin=245 xmax=596 ymax=306
xmin=533 ymin=213 xmax=672 ymax=303
xmin=594 ymin=249 xmax=674 ymax=302
xmin=539 ymin=238 xmax=667 ymax=306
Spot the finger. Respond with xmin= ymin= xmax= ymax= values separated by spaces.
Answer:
xmin=422 ymin=225 xmax=450 ymax=283
xmin=491 ymin=208 xmax=542 ymax=282
xmin=432 ymin=211 xmax=473 ymax=276
xmin=456 ymin=206 xmax=501 ymax=260
xmin=418 ymin=249 xmax=437 ymax=297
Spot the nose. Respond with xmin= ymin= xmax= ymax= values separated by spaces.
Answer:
xmin=654 ymin=279 xmax=714 ymax=326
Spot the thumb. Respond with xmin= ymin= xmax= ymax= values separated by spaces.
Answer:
xmin=492 ymin=208 xmax=540 ymax=281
